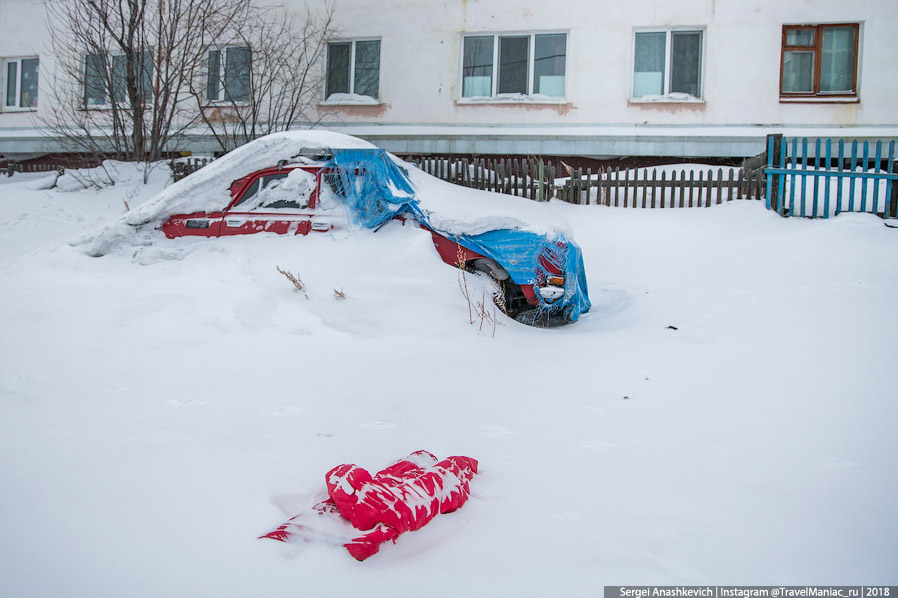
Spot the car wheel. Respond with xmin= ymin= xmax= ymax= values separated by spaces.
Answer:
xmin=471 ymin=258 xmax=509 ymax=281
xmin=514 ymin=306 xmax=573 ymax=328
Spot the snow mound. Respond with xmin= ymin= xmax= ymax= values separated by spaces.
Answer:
xmin=404 ymin=161 xmax=572 ymax=237
xmin=56 ymin=161 xmax=169 ymax=192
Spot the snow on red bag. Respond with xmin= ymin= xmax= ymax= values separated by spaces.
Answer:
xmin=261 ymin=450 xmax=478 ymax=561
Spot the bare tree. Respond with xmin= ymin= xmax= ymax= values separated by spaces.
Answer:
xmin=42 ymin=0 xmax=251 ymax=167
xmin=192 ymin=2 xmax=335 ymax=152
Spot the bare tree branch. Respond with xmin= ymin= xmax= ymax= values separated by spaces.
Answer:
xmin=42 ymin=0 xmax=253 ymax=173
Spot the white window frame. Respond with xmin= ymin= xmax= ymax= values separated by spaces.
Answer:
xmin=205 ymin=45 xmax=252 ymax=104
xmin=630 ymin=27 xmax=705 ymax=102
xmin=82 ymin=51 xmax=154 ymax=108
xmin=2 ymin=56 xmax=39 ymax=111
xmin=458 ymin=31 xmax=569 ymax=103
xmin=322 ymin=38 xmax=382 ymax=103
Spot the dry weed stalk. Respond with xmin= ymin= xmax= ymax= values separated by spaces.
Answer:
xmin=456 ymin=245 xmax=474 ymax=324
xmin=333 ymin=288 xmax=346 ymax=300
xmin=475 ymin=291 xmax=503 ymax=337
xmin=276 ymin=266 xmax=309 ymax=299
xmin=456 ymin=245 xmax=504 ymax=336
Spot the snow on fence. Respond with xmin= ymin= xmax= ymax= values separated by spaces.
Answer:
xmin=765 ymin=135 xmax=898 ymax=219
xmin=3 ymin=162 xmax=65 ymax=176
xmin=409 ymin=156 xmax=765 ymax=207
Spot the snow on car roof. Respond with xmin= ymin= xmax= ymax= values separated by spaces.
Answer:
xmin=403 ymin=162 xmax=571 ymax=238
xmin=126 ymin=130 xmax=376 ymax=226
xmin=78 ymin=130 xmax=572 ymax=255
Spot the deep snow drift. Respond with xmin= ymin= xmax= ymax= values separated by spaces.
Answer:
xmin=1 ymin=163 xmax=896 ymax=597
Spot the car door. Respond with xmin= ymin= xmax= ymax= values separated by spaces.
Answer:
xmin=219 ymin=168 xmax=318 ymax=236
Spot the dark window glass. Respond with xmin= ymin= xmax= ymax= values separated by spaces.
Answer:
xmin=462 ymin=36 xmax=493 ymax=97
xmin=633 ymin=32 xmax=666 ymax=97
xmin=782 ymin=51 xmax=814 ymax=93
xmin=84 ymin=53 xmax=106 ymax=106
xmin=259 ymin=172 xmax=305 ymax=209
xmin=820 ymin=26 xmax=855 ymax=92
xmin=141 ymin=52 xmax=153 ymax=103
xmin=353 ymin=40 xmax=380 ymax=98
xmin=786 ymin=29 xmax=815 ymax=46
xmin=225 ymin=47 xmax=251 ymax=102
xmin=111 ymin=54 xmax=127 ymax=104
xmin=207 ymin=50 xmax=221 ymax=101
xmin=670 ymin=31 xmax=702 ymax=97
xmin=498 ymin=36 xmax=529 ymax=94
xmin=109 ymin=52 xmax=151 ymax=105
xmin=326 ymin=43 xmax=350 ymax=97
xmin=235 ymin=178 xmax=260 ymax=206
xmin=5 ymin=61 xmax=16 ymax=107
xmin=262 ymin=172 xmax=289 ymax=187
xmin=534 ymin=34 xmax=565 ymax=97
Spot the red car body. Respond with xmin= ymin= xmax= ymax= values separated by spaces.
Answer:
xmin=162 ymin=162 xmax=566 ymax=321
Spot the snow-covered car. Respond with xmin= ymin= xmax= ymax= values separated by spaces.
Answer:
xmin=150 ymin=131 xmax=589 ymax=325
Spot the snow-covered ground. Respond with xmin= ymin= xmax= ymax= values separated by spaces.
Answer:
xmin=1 ymin=162 xmax=896 ymax=596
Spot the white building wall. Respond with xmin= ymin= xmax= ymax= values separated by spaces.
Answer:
xmin=2 ymin=0 xmax=897 ymax=156
xmin=322 ymin=0 xmax=897 ymax=127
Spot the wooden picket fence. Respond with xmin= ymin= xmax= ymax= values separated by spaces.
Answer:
xmin=409 ymin=156 xmax=766 ymax=207
xmin=409 ymin=156 xmax=561 ymax=202
xmin=3 ymin=161 xmax=66 ymax=176
xmin=558 ymin=164 xmax=766 ymax=207
xmin=170 ymin=157 xmax=212 ymax=181
xmin=765 ymin=135 xmax=898 ymax=219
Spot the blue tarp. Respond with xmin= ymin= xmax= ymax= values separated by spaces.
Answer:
xmin=452 ymin=230 xmax=591 ymax=322
xmin=328 ymin=149 xmax=591 ymax=321
xmin=328 ymin=149 xmax=423 ymax=229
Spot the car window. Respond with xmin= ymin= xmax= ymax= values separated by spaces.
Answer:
xmin=234 ymin=178 xmax=261 ymax=207
xmin=232 ymin=170 xmax=315 ymax=211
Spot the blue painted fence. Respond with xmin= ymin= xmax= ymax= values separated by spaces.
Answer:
xmin=765 ymin=136 xmax=898 ymax=219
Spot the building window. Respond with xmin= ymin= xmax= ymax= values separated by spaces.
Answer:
xmin=461 ymin=33 xmax=567 ymax=99
xmin=3 ymin=57 xmax=39 ymax=110
xmin=84 ymin=52 xmax=152 ymax=107
xmin=207 ymin=47 xmax=251 ymax=103
xmin=632 ymin=29 xmax=703 ymax=100
xmin=325 ymin=40 xmax=380 ymax=101
xmin=780 ymin=24 xmax=858 ymax=98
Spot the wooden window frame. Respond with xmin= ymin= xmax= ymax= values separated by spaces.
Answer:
xmin=779 ymin=23 xmax=859 ymax=101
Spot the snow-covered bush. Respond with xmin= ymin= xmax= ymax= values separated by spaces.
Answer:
xmin=55 ymin=161 xmax=171 ymax=193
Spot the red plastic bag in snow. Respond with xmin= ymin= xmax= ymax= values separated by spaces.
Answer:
xmin=261 ymin=450 xmax=478 ymax=560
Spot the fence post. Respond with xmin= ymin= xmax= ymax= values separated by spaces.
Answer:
xmin=546 ymin=162 xmax=555 ymax=201
xmin=890 ymin=159 xmax=898 ymax=219
xmin=584 ymin=167 xmax=592 ymax=205
xmin=767 ymin=134 xmax=783 ymax=212
xmin=538 ymin=159 xmax=545 ymax=202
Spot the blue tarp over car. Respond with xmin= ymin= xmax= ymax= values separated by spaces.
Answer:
xmin=328 ymin=148 xmax=591 ymax=322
